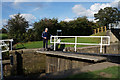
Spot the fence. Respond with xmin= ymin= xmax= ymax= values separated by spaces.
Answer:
xmin=0 ymin=39 xmax=13 ymax=80
xmin=50 ymin=36 xmax=110 ymax=53
xmin=0 ymin=39 xmax=13 ymax=52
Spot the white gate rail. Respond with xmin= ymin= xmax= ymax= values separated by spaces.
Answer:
xmin=50 ymin=36 xmax=110 ymax=53
xmin=0 ymin=39 xmax=13 ymax=80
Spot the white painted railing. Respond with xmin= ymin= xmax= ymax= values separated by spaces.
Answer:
xmin=50 ymin=36 xmax=110 ymax=53
xmin=0 ymin=39 xmax=13 ymax=80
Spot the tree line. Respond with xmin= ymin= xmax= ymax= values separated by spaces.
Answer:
xmin=1 ymin=7 xmax=119 ymax=43
xmin=4 ymin=14 xmax=96 ymax=43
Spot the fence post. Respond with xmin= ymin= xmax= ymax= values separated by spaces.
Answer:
xmin=0 ymin=47 xmax=3 ymax=80
xmin=75 ymin=37 xmax=77 ymax=52
xmin=11 ymin=41 xmax=12 ymax=51
xmin=108 ymin=36 xmax=110 ymax=45
xmin=54 ymin=37 xmax=56 ymax=51
xmin=100 ymin=37 xmax=103 ymax=53
xmin=50 ymin=36 xmax=52 ymax=43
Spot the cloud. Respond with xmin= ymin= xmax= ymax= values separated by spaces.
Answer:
xmin=9 ymin=14 xmax=36 ymax=24
xmin=12 ymin=0 xmax=44 ymax=11
xmin=0 ymin=14 xmax=36 ymax=29
xmin=2 ymin=19 xmax=8 ymax=26
xmin=72 ymin=0 xmax=119 ymax=22
xmin=33 ymin=7 xmax=40 ymax=11
xmin=87 ymin=18 xmax=99 ymax=23
xmin=72 ymin=4 xmax=96 ymax=17
xmin=87 ymin=18 xmax=94 ymax=22
xmin=114 ymin=0 xmax=120 ymax=2
xmin=110 ymin=0 xmax=119 ymax=8
xmin=90 ymin=3 xmax=111 ymax=12
xmin=64 ymin=17 xmax=74 ymax=22
xmin=0 ymin=20 xmax=2 ymax=29
xmin=0 ymin=19 xmax=8 ymax=29
xmin=32 ymin=7 xmax=41 ymax=12
xmin=12 ymin=0 xmax=21 ymax=6
xmin=72 ymin=3 xmax=112 ymax=18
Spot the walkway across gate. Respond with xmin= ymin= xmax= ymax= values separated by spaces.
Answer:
xmin=50 ymin=36 xmax=110 ymax=53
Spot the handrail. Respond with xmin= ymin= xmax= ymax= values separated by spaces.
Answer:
xmin=0 ymin=39 xmax=13 ymax=80
xmin=0 ymin=39 xmax=13 ymax=51
xmin=50 ymin=36 xmax=110 ymax=53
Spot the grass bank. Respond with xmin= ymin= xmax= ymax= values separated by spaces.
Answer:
xmin=67 ymin=66 xmax=120 ymax=79
xmin=0 ymin=33 xmax=8 ymax=39
xmin=14 ymin=32 xmax=107 ymax=49
xmin=14 ymin=41 xmax=50 ymax=49
xmin=14 ymin=37 xmax=100 ymax=49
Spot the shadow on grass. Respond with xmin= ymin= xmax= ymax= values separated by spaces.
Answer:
xmin=4 ymin=70 xmax=45 ymax=80
xmin=4 ymin=67 xmax=120 ymax=80
xmin=15 ymin=47 xmax=26 ymax=50
xmin=67 ymin=72 xmax=105 ymax=79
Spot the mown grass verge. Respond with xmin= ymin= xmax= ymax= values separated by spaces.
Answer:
xmin=14 ymin=32 xmax=107 ymax=49
xmin=67 ymin=66 xmax=120 ymax=79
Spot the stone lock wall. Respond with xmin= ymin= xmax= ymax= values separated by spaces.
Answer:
xmin=9 ymin=49 xmax=46 ymax=76
xmin=65 ymin=42 xmax=119 ymax=54
xmin=3 ymin=42 xmax=120 ymax=77
xmin=46 ymin=55 xmax=92 ymax=73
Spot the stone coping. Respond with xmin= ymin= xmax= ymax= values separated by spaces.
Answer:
xmin=36 ymin=51 xmax=107 ymax=62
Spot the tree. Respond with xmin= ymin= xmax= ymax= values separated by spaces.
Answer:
xmin=33 ymin=18 xmax=60 ymax=40
xmin=59 ymin=21 xmax=69 ymax=36
xmin=60 ymin=17 xmax=94 ymax=36
xmin=25 ymin=29 xmax=35 ymax=41
xmin=33 ymin=17 xmax=95 ymax=41
xmin=94 ymin=7 xmax=120 ymax=28
xmin=5 ymin=13 xmax=29 ymax=43
xmin=0 ymin=28 xmax=7 ymax=33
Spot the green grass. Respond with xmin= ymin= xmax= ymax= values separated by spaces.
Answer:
xmin=0 ymin=33 xmax=8 ymax=39
xmin=60 ymin=37 xmax=100 ymax=48
xmin=91 ymin=31 xmax=107 ymax=36
xmin=67 ymin=66 xmax=120 ymax=79
xmin=14 ymin=41 xmax=50 ymax=49
xmin=14 ymin=32 xmax=107 ymax=49
xmin=14 ymin=37 xmax=100 ymax=49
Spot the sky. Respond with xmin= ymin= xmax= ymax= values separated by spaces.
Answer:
xmin=0 ymin=0 xmax=120 ymax=29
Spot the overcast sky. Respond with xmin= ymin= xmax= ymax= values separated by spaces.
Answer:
xmin=0 ymin=0 xmax=120 ymax=29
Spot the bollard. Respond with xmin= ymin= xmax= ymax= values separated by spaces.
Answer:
xmin=101 ymin=27 xmax=103 ymax=32
xmin=104 ymin=26 xmax=107 ymax=32
xmin=94 ymin=29 xmax=96 ymax=34
xmin=97 ymin=28 xmax=99 ymax=33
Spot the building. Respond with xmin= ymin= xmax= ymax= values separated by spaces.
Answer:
xmin=109 ymin=22 xmax=120 ymax=29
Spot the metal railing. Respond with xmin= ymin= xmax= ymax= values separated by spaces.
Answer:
xmin=0 ymin=39 xmax=13 ymax=80
xmin=50 ymin=36 xmax=110 ymax=53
